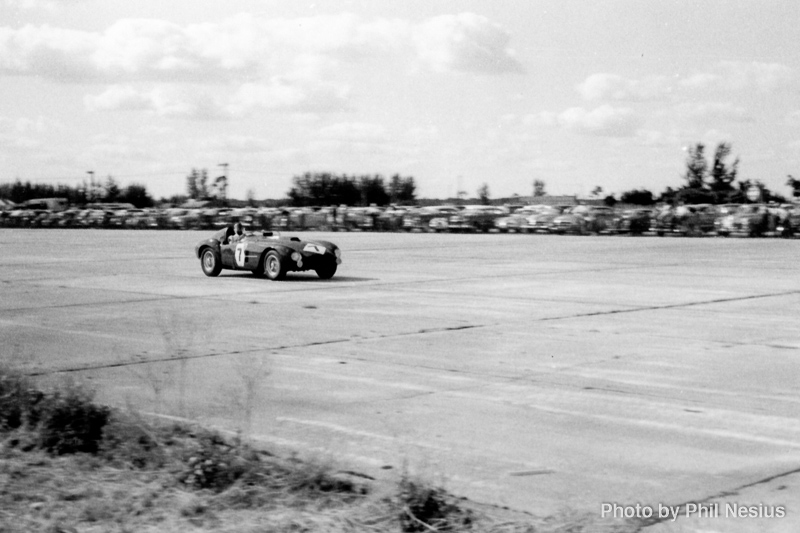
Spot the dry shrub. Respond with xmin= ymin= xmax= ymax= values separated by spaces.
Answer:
xmin=397 ymin=476 xmax=474 ymax=532
xmin=177 ymin=431 xmax=250 ymax=491
xmin=0 ymin=364 xmax=45 ymax=431
xmin=99 ymin=412 xmax=166 ymax=469
xmin=37 ymin=380 xmax=110 ymax=455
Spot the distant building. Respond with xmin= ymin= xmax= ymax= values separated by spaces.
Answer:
xmin=575 ymin=197 xmax=608 ymax=206
xmin=23 ymin=197 xmax=68 ymax=211
xmin=525 ymin=195 xmax=578 ymax=206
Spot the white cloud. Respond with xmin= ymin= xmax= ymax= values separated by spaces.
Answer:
xmin=578 ymin=73 xmax=671 ymax=101
xmin=85 ymin=76 xmax=350 ymax=119
xmin=786 ymin=110 xmax=800 ymax=125
xmin=200 ymin=135 xmax=273 ymax=154
xmin=229 ymin=78 xmax=350 ymax=115
xmin=85 ymin=133 xmax=154 ymax=161
xmin=315 ymin=122 xmax=388 ymax=142
xmin=1 ymin=0 xmax=81 ymax=12
xmin=0 ymin=24 xmax=101 ymax=80
xmin=557 ymin=105 xmax=641 ymax=137
xmin=677 ymin=102 xmax=754 ymax=124
xmin=412 ymin=13 xmax=522 ymax=74
xmin=635 ymin=129 xmax=680 ymax=147
xmin=84 ymin=84 xmax=151 ymax=111
xmin=680 ymin=61 xmax=796 ymax=93
xmin=0 ymin=12 xmax=522 ymax=84
xmin=84 ymin=85 xmax=231 ymax=119
xmin=522 ymin=111 xmax=558 ymax=127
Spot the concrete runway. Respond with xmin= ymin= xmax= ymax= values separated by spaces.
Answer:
xmin=1 ymin=228 xmax=798 ymax=530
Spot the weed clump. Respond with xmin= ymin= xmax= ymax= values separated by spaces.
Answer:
xmin=397 ymin=477 xmax=474 ymax=532
xmin=100 ymin=412 xmax=166 ymax=469
xmin=178 ymin=431 xmax=249 ymax=491
xmin=0 ymin=365 xmax=44 ymax=430
xmin=1 ymin=367 xmax=110 ymax=455
xmin=37 ymin=382 xmax=110 ymax=455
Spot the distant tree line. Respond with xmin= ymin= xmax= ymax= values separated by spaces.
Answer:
xmin=615 ymin=142 xmax=788 ymax=206
xmin=186 ymin=168 xmax=228 ymax=202
xmin=0 ymin=177 xmax=154 ymax=208
xmin=3 ymin=144 xmax=798 ymax=209
xmin=287 ymin=172 xmax=417 ymax=207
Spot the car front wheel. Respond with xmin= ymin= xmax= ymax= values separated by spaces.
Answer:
xmin=201 ymin=249 xmax=222 ymax=277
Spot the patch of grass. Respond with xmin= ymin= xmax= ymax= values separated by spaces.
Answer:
xmin=37 ymin=380 xmax=110 ymax=455
xmin=397 ymin=475 xmax=475 ymax=532
xmin=0 ymin=365 xmax=599 ymax=533
xmin=177 ymin=430 xmax=250 ymax=491
xmin=99 ymin=411 xmax=167 ymax=469
xmin=0 ymin=364 xmax=45 ymax=431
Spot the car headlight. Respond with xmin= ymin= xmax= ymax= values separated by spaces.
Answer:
xmin=291 ymin=252 xmax=302 ymax=262
xmin=334 ymin=248 xmax=341 ymax=259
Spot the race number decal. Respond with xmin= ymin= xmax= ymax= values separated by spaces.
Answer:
xmin=235 ymin=242 xmax=247 ymax=267
xmin=303 ymin=243 xmax=326 ymax=255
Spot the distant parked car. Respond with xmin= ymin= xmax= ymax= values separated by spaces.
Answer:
xmin=612 ymin=208 xmax=653 ymax=235
xmin=776 ymin=204 xmax=800 ymax=237
xmin=124 ymin=209 xmax=157 ymax=229
xmin=549 ymin=206 xmax=616 ymax=235
xmin=525 ymin=205 xmax=569 ymax=233
xmin=376 ymin=206 xmax=409 ymax=231
xmin=493 ymin=206 xmax=542 ymax=233
xmin=402 ymin=206 xmax=460 ymax=232
xmin=654 ymin=204 xmax=717 ymax=236
xmin=446 ymin=205 xmax=508 ymax=232
xmin=728 ymin=204 xmax=776 ymax=237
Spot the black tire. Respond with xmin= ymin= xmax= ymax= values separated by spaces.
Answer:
xmin=201 ymin=249 xmax=222 ymax=277
xmin=315 ymin=263 xmax=337 ymax=280
xmin=262 ymin=250 xmax=286 ymax=280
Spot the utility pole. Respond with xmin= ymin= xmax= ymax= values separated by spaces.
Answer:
xmin=86 ymin=170 xmax=95 ymax=202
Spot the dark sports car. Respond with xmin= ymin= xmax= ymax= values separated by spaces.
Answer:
xmin=194 ymin=227 xmax=342 ymax=280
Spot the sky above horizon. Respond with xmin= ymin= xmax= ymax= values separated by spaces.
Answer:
xmin=2 ymin=0 xmax=800 ymax=201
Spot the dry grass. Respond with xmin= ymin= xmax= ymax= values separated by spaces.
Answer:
xmin=0 ymin=430 xmax=639 ymax=532
xmin=0 ymin=363 xmax=639 ymax=533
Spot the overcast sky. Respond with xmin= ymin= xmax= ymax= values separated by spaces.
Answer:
xmin=2 ymin=0 xmax=800 ymax=200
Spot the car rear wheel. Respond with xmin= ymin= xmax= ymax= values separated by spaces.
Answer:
xmin=315 ymin=263 xmax=337 ymax=280
xmin=262 ymin=250 xmax=286 ymax=280
xmin=201 ymin=249 xmax=222 ymax=277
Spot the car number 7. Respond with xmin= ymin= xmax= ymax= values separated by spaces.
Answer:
xmin=235 ymin=243 xmax=247 ymax=267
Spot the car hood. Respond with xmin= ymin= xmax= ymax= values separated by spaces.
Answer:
xmin=248 ymin=234 xmax=337 ymax=252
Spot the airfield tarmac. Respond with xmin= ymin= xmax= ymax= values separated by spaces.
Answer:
xmin=1 ymin=228 xmax=798 ymax=531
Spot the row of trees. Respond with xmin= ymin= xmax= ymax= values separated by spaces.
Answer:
xmin=0 ymin=177 xmax=154 ymax=208
xmin=602 ymin=142 xmax=791 ymax=206
xmin=3 ymin=144 xmax=798 ymax=209
xmin=286 ymin=172 xmax=417 ymax=207
xmin=186 ymin=168 xmax=228 ymax=202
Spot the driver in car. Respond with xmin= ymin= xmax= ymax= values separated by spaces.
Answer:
xmin=228 ymin=222 xmax=246 ymax=243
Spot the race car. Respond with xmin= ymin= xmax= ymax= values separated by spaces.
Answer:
xmin=194 ymin=227 xmax=342 ymax=280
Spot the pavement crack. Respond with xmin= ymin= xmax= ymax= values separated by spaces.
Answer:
xmin=637 ymin=466 xmax=800 ymax=528
xmin=536 ymin=289 xmax=800 ymax=323
xmin=21 ymin=324 xmax=489 ymax=377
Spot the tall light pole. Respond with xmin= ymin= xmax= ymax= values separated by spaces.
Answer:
xmin=87 ymin=170 xmax=95 ymax=202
